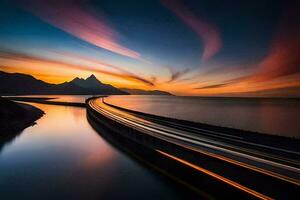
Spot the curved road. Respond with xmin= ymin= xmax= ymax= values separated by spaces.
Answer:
xmin=88 ymin=97 xmax=300 ymax=199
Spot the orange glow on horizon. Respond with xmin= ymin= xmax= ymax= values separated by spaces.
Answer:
xmin=0 ymin=64 xmax=155 ymax=90
xmin=0 ymin=50 xmax=155 ymax=88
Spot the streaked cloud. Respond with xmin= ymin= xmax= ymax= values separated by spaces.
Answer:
xmin=193 ymin=3 xmax=300 ymax=96
xmin=161 ymin=0 xmax=222 ymax=61
xmin=246 ymin=4 xmax=300 ymax=83
xmin=1 ymin=0 xmax=299 ymax=96
xmin=166 ymin=68 xmax=190 ymax=83
xmin=25 ymin=0 xmax=140 ymax=59
xmin=194 ymin=82 xmax=232 ymax=90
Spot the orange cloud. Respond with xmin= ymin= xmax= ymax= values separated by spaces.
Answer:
xmin=248 ymin=5 xmax=300 ymax=83
xmin=162 ymin=0 xmax=222 ymax=61
xmin=0 ymin=49 xmax=154 ymax=86
xmin=26 ymin=0 xmax=140 ymax=59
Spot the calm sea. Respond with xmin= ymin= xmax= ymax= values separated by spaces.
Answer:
xmin=106 ymin=95 xmax=300 ymax=138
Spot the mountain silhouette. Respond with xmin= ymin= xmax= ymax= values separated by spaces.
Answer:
xmin=69 ymin=74 xmax=127 ymax=94
xmin=0 ymin=71 xmax=127 ymax=95
xmin=72 ymin=75 xmax=104 ymax=89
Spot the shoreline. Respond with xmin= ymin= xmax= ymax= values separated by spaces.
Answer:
xmin=5 ymin=96 xmax=86 ymax=107
xmin=0 ymin=98 xmax=44 ymax=137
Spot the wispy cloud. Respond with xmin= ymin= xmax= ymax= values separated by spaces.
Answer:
xmin=166 ymin=68 xmax=190 ymax=83
xmin=161 ymin=0 xmax=222 ymax=61
xmin=246 ymin=4 xmax=300 ymax=83
xmin=194 ymin=82 xmax=232 ymax=90
xmin=25 ymin=0 xmax=140 ymax=59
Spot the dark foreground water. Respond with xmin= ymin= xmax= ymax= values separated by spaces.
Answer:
xmin=106 ymin=95 xmax=300 ymax=138
xmin=0 ymin=103 xmax=195 ymax=199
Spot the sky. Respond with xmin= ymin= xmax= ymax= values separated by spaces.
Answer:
xmin=0 ymin=0 xmax=299 ymax=96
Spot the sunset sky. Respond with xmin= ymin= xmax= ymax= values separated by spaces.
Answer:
xmin=0 ymin=0 xmax=299 ymax=96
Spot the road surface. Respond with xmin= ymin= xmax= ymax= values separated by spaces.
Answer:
xmin=88 ymin=97 xmax=300 ymax=199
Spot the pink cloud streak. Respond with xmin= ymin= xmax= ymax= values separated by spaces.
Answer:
xmin=162 ymin=0 xmax=222 ymax=61
xmin=27 ymin=0 xmax=140 ymax=59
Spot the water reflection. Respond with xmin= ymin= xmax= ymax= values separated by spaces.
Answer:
xmin=0 ymin=129 xmax=23 ymax=156
xmin=0 ymin=103 xmax=193 ymax=199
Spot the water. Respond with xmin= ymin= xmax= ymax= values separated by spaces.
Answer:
xmin=8 ymin=95 xmax=92 ymax=103
xmin=105 ymin=95 xmax=300 ymax=138
xmin=0 ymin=103 xmax=193 ymax=199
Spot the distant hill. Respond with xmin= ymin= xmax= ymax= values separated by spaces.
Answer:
xmin=0 ymin=71 xmax=127 ymax=95
xmin=121 ymin=88 xmax=173 ymax=95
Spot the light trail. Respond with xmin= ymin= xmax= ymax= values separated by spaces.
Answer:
xmin=156 ymin=150 xmax=273 ymax=200
xmin=87 ymin=97 xmax=300 ymax=198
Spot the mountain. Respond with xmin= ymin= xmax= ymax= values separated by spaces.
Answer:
xmin=0 ymin=71 xmax=127 ymax=95
xmin=70 ymin=74 xmax=127 ymax=94
xmin=121 ymin=88 xmax=173 ymax=95
xmin=72 ymin=75 xmax=101 ymax=89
